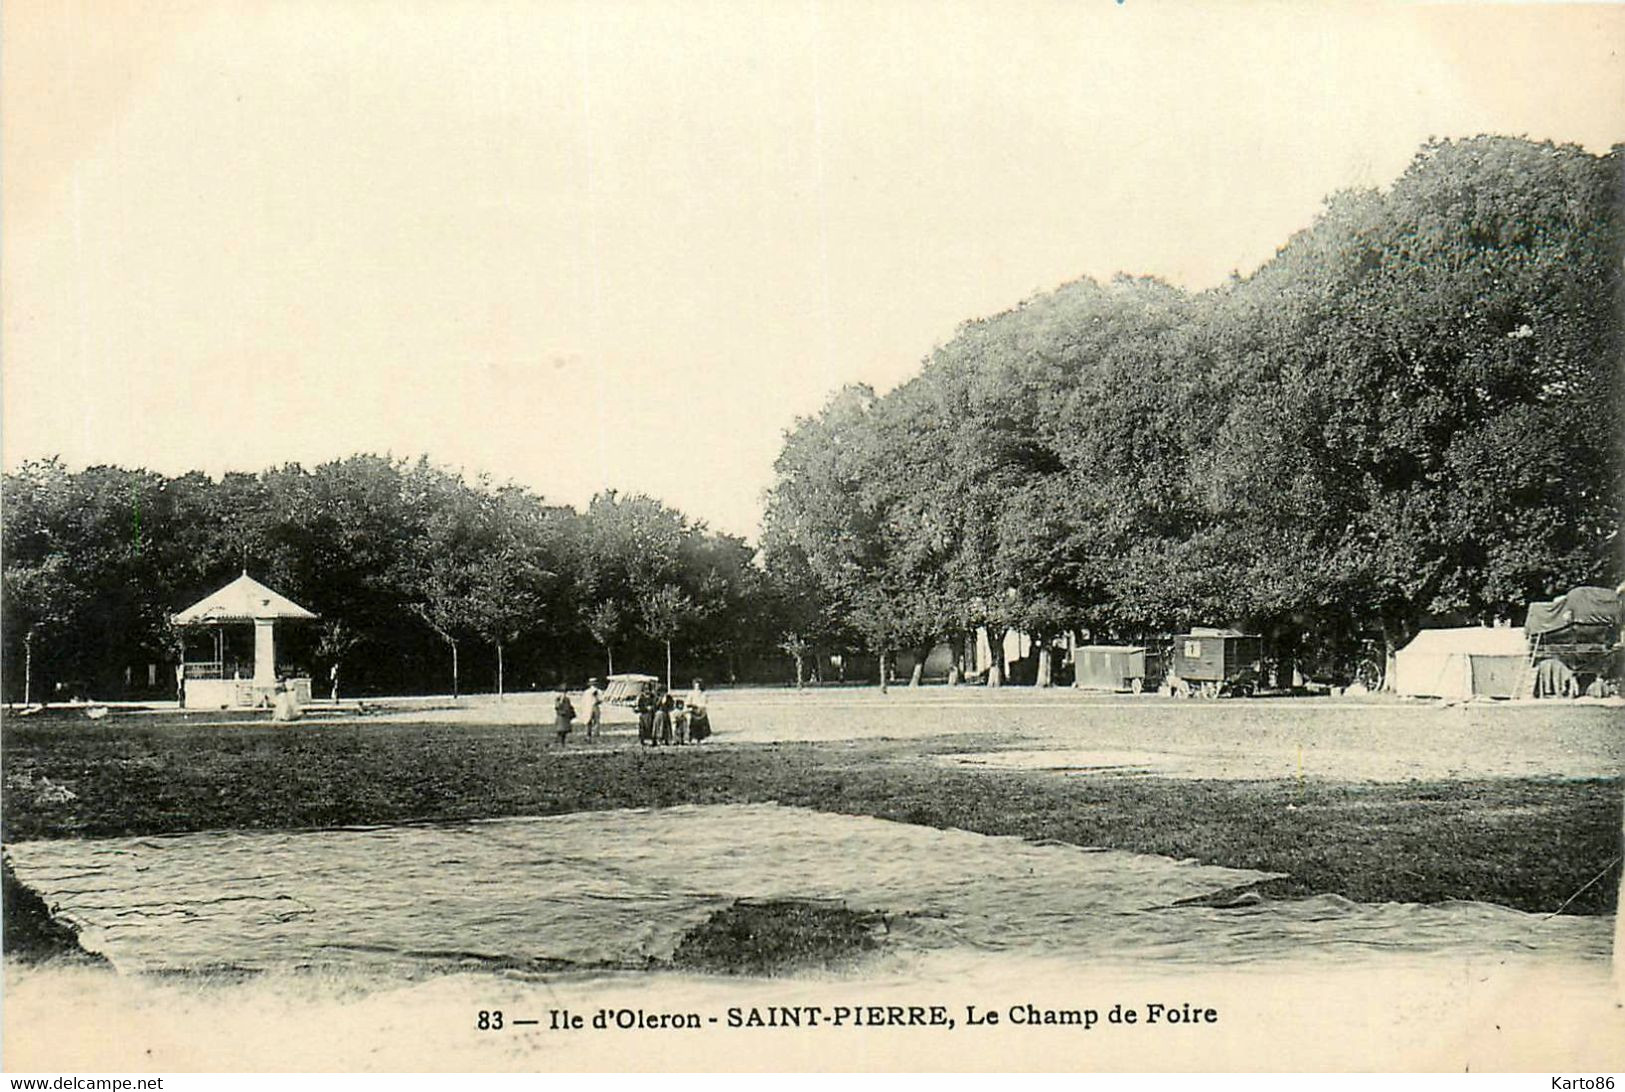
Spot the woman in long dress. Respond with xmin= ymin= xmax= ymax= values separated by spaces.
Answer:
xmin=552 ymin=686 xmax=576 ymax=745
xmin=651 ymin=690 xmax=673 ymax=746
xmin=685 ymin=678 xmax=711 ymax=742
xmin=635 ymin=682 xmax=657 ymax=746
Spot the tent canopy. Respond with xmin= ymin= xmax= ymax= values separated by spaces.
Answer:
xmin=603 ymin=674 xmax=660 ymax=706
xmin=1398 ymin=626 xmax=1527 ymax=658
xmin=1391 ymin=626 xmax=1528 ymax=699
xmin=173 ymin=572 xmax=318 ymax=625
xmin=1524 ymin=586 xmax=1624 ymax=637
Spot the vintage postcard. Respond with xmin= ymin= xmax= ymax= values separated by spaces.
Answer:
xmin=3 ymin=0 xmax=1622 ymax=1077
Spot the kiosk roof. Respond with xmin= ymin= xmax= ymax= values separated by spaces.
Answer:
xmin=173 ymin=572 xmax=318 ymax=624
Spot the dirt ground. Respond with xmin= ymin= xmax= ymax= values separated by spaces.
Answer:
xmin=353 ymin=686 xmax=1625 ymax=781
xmin=3 ymin=687 xmax=1621 ymax=1072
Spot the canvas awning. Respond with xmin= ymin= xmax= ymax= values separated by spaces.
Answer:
xmin=603 ymin=674 xmax=660 ymax=705
xmin=173 ymin=572 xmax=318 ymax=624
xmin=1523 ymin=586 xmax=1623 ymax=637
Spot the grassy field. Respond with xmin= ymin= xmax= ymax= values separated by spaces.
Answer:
xmin=5 ymin=703 xmax=1619 ymax=952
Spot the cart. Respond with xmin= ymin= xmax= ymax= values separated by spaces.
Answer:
xmin=1170 ymin=630 xmax=1262 ymax=698
xmin=1073 ymin=645 xmax=1161 ymax=693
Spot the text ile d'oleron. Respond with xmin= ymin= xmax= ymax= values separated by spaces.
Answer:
xmin=520 ymin=1002 xmax=1219 ymax=1033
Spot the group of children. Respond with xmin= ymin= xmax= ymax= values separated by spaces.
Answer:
xmin=548 ymin=677 xmax=711 ymax=746
xmin=634 ymin=679 xmax=711 ymax=746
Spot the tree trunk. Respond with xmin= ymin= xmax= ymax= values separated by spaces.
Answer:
xmin=793 ymin=652 xmax=805 ymax=689
xmin=174 ymin=631 xmax=186 ymax=707
xmin=1275 ymin=633 xmax=1296 ymax=690
xmin=1377 ymin=610 xmax=1416 ymax=692
xmin=450 ymin=639 xmax=460 ymax=699
xmin=946 ymin=634 xmax=963 ymax=686
xmin=909 ymin=641 xmax=931 ymax=687
xmin=1380 ymin=626 xmax=1395 ymax=692
xmin=1035 ymin=636 xmax=1053 ymax=688
xmin=496 ymin=640 xmax=505 ymax=700
xmin=665 ymin=639 xmax=672 ymax=692
xmin=878 ymin=649 xmax=890 ymax=693
xmin=24 ymin=631 xmax=34 ymax=706
xmin=606 ymin=647 xmax=615 ymax=676
xmin=986 ymin=627 xmax=1007 ymax=688
xmin=1378 ymin=623 xmax=1399 ymax=693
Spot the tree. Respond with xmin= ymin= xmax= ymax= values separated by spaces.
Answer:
xmin=638 ymin=584 xmax=694 ymax=691
xmin=763 ymin=385 xmax=923 ymax=689
xmin=778 ymin=631 xmax=811 ymax=689
xmin=466 ymin=546 xmax=549 ymax=700
xmin=396 ymin=459 xmax=501 ymax=698
xmin=1 ymin=556 xmax=86 ymax=705
xmin=409 ymin=591 xmax=472 ymax=698
xmin=406 ymin=552 xmax=477 ymax=700
xmin=761 ymin=537 xmax=846 ymax=687
xmin=761 ymin=138 xmax=1622 ymax=691
xmin=315 ymin=620 xmax=363 ymax=701
xmin=1195 ymin=137 xmax=1624 ymax=665
xmin=583 ymin=599 xmax=626 ymax=676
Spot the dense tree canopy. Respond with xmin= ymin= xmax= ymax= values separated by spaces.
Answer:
xmin=6 ymin=137 xmax=1619 ymax=698
xmin=1 ymin=457 xmax=776 ymax=700
xmin=763 ymin=137 xmax=1624 ymax=683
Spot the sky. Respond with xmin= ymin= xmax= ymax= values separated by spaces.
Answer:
xmin=4 ymin=0 xmax=1623 ymax=540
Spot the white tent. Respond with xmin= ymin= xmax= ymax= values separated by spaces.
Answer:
xmin=1391 ymin=626 xmax=1529 ymax=700
xmin=603 ymin=673 xmax=659 ymax=706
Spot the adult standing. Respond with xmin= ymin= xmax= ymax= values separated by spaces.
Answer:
xmin=685 ymin=678 xmax=711 ymax=742
xmin=552 ymin=685 xmax=576 ymax=745
xmin=581 ymin=677 xmax=604 ymax=741
xmin=272 ymin=678 xmax=301 ymax=722
xmin=652 ymin=689 xmax=674 ymax=746
xmin=635 ymin=680 xmax=657 ymax=746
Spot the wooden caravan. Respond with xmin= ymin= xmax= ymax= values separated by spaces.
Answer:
xmin=1170 ymin=628 xmax=1262 ymax=698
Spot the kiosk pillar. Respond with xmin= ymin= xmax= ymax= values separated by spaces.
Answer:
xmin=254 ymin=618 xmax=277 ymax=687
